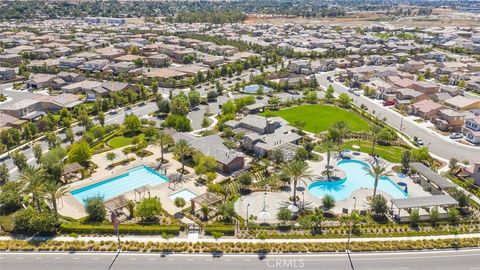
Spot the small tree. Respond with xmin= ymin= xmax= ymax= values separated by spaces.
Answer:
xmin=429 ymin=206 xmax=439 ymax=226
xmin=174 ymin=197 xmax=186 ymax=209
xmin=32 ymin=144 xmax=43 ymax=164
xmin=12 ymin=150 xmax=28 ymax=172
xmin=448 ymin=207 xmax=460 ymax=223
xmin=135 ymin=197 xmax=162 ymax=222
xmin=409 ymin=209 xmax=420 ymax=227
xmin=98 ymin=111 xmax=105 ymax=127
xmin=338 ymin=93 xmax=351 ymax=108
xmin=123 ymin=114 xmax=142 ymax=134
xmin=325 ymin=85 xmax=335 ymax=103
xmin=322 ymin=195 xmax=336 ymax=211
xmin=0 ymin=163 xmax=9 ymax=185
xmin=106 ymin=152 xmax=117 ymax=164
xmin=84 ymin=196 xmax=106 ymax=222
xmin=369 ymin=195 xmax=388 ymax=218
xmin=401 ymin=150 xmax=411 ymax=173
xmin=237 ymin=172 xmax=253 ymax=190
xmin=68 ymin=140 xmax=91 ymax=166
xmin=277 ymin=208 xmax=292 ymax=224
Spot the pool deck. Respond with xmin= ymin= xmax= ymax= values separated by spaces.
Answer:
xmin=57 ymin=146 xmax=209 ymax=220
xmin=235 ymin=152 xmax=432 ymax=223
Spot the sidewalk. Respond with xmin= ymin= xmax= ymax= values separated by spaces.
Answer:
xmin=2 ymin=232 xmax=479 ymax=244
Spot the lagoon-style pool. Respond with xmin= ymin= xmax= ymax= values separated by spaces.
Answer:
xmin=308 ymin=159 xmax=407 ymax=201
xmin=71 ymin=165 xmax=169 ymax=205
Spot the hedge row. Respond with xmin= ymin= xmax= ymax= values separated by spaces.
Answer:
xmin=60 ymin=223 xmax=181 ymax=235
xmin=1 ymin=238 xmax=479 ymax=253
xmin=204 ymin=224 xmax=235 ymax=236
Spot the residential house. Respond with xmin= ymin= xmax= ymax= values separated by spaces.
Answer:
xmin=444 ymin=96 xmax=480 ymax=111
xmin=59 ymin=57 xmax=85 ymax=69
xmin=462 ymin=117 xmax=480 ymax=144
xmin=228 ymin=115 xmax=301 ymax=159
xmin=26 ymin=73 xmax=59 ymax=89
xmin=172 ymin=133 xmax=244 ymax=174
xmin=0 ymin=67 xmax=15 ymax=80
xmin=0 ymin=93 xmax=83 ymax=120
xmin=395 ymin=89 xmax=428 ymax=109
xmin=409 ymin=99 xmax=444 ymax=120
xmin=82 ymin=59 xmax=109 ymax=71
xmin=0 ymin=54 xmax=22 ymax=66
xmin=412 ymin=81 xmax=439 ymax=94
xmin=146 ymin=54 xmax=171 ymax=67
xmin=435 ymin=109 xmax=465 ymax=132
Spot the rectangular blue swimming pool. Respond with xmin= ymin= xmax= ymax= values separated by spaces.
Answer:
xmin=71 ymin=165 xmax=169 ymax=205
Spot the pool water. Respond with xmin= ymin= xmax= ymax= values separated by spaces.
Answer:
xmin=71 ymin=165 xmax=169 ymax=205
xmin=168 ymin=189 xmax=198 ymax=201
xmin=308 ymin=159 xmax=407 ymax=201
xmin=242 ymin=84 xmax=273 ymax=94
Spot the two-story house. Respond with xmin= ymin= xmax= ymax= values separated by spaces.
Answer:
xmin=462 ymin=117 xmax=480 ymax=144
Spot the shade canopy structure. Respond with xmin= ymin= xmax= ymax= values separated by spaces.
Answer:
xmin=391 ymin=194 xmax=458 ymax=210
xmin=104 ymin=195 xmax=130 ymax=212
xmin=410 ymin=162 xmax=456 ymax=189
xmin=191 ymin=192 xmax=222 ymax=214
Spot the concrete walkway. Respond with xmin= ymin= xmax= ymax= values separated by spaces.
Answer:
xmin=2 ymin=232 xmax=479 ymax=244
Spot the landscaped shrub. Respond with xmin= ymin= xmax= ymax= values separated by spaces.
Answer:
xmin=59 ymin=223 xmax=181 ymax=235
xmin=12 ymin=208 xmax=59 ymax=236
xmin=84 ymin=196 xmax=106 ymax=222
xmin=204 ymin=224 xmax=235 ymax=236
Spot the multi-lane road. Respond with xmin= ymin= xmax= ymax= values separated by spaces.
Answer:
xmin=1 ymin=249 xmax=480 ymax=270
xmin=316 ymin=71 xmax=480 ymax=165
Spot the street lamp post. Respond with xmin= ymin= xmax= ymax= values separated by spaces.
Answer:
xmin=263 ymin=192 xmax=267 ymax=211
xmin=346 ymin=196 xmax=357 ymax=270
xmin=302 ymin=191 xmax=305 ymax=211
xmin=246 ymin=203 xmax=250 ymax=229
xmin=399 ymin=114 xmax=404 ymax=132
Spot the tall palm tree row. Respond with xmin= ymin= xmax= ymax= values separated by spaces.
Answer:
xmin=363 ymin=163 xmax=391 ymax=197
xmin=281 ymin=160 xmax=312 ymax=206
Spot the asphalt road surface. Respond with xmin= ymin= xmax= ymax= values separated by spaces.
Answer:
xmin=1 ymin=249 xmax=480 ymax=270
xmin=316 ymin=71 xmax=480 ymax=164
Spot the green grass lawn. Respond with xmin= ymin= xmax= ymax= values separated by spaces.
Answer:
xmin=263 ymin=105 xmax=369 ymax=133
xmin=341 ymin=140 xmax=406 ymax=163
xmin=108 ymin=134 xmax=145 ymax=149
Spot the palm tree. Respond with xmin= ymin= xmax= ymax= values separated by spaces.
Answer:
xmin=369 ymin=125 xmax=382 ymax=156
xmin=20 ymin=165 xmax=46 ymax=212
xmin=281 ymin=160 xmax=312 ymax=206
xmin=319 ymin=139 xmax=338 ymax=180
xmin=328 ymin=121 xmax=350 ymax=143
xmin=44 ymin=180 xmax=68 ymax=213
xmin=363 ymin=163 xmax=391 ymax=197
xmin=174 ymin=139 xmax=191 ymax=173
xmin=155 ymin=130 xmax=173 ymax=163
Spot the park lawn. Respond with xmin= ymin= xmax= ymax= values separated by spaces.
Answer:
xmin=108 ymin=133 xmax=145 ymax=149
xmin=341 ymin=140 xmax=406 ymax=163
xmin=264 ymin=105 xmax=369 ymax=133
